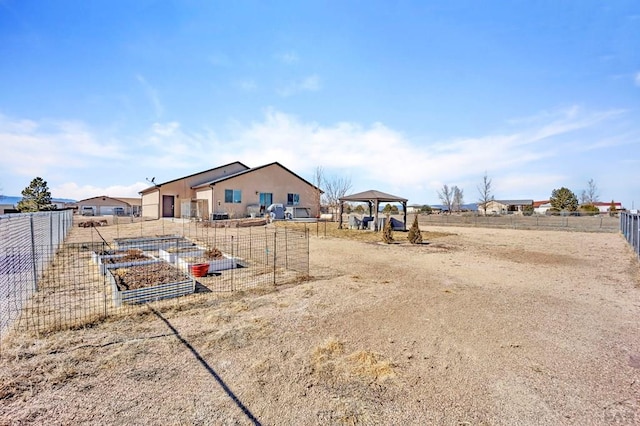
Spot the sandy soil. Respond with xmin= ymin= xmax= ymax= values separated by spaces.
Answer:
xmin=1 ymin=223 xmax=640 ymax=425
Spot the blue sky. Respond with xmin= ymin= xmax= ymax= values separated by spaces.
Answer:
xmin=1 ymin=1 xmax=638 ymax=208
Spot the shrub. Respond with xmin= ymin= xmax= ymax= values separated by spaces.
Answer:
xmin=579 ymin=204 xmax=600 ymax=216
xmin=407 ymin=215 xmax=422 ymax=244
xmin=382 ymin=218 xmax=394 ymax=244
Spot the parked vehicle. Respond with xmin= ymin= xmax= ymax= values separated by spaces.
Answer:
xmin=81 ymin=206 xmax=95 ymax=216
xmin=113 ymin=207 xmax=125 ymax=216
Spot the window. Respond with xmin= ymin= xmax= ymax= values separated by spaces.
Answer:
xmin=287 ymin=193 xmax=300 ymax=206
xmin=224 ymin=189 xmax=242 ymax=203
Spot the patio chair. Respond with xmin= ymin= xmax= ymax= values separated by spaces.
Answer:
xmin=348 ymin=215 xmax=362 ymax=229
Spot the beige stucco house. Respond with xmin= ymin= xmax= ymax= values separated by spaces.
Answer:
xmin=139 ymin=161 xmax=321 ymax=220
xmin=479 ymin=199 xmax=533 ymax=215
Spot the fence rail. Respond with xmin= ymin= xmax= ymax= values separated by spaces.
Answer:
xmin=0 ymin=226 xmax=308 ymax=343
xmin=620 ymin=213 xmax=640 ymax=258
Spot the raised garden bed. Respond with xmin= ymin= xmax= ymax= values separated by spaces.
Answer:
xmin=96 ymin=249 xmax=158 ymax=275
xmin=158 ymin=245 xmax=204 ymax=264
xmin=107 ymin=262 xmax=195 ymax=307
xmin=177 ymin=247 xmax=237 ymax=275
xmin=114 ymin=235 xmax=190 ymax=251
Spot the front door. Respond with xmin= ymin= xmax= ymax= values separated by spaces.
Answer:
xmin=259 ymin=192 xmax=273 ymax=214
xmin=162 ymin=195 xmax=175 ymax=218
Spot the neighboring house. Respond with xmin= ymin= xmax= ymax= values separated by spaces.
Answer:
xmin=0 ymin=204 xmax=16 ymax=214
xmin=140 ymin=161 xmax=321 ymax=220
xmin=592 ymin=201 xmax=623 ymax=214
xmin=75 ymin=196 xmax=139 ymax=216
xmin=406 ymin=205 xmax=422 ymax=214
xmin=533 ymin=200 xmax=552 ymax=215
xmin=115 ymin=197 xmax=142 ymax=216
xmin=479 ymin=199 xmax=534 ymax=215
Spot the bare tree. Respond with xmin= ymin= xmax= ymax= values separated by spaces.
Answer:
xmin=580 ymin=178 xmax=599 ymax=205
xmin=323 ymin=173 xmax=352 ymax=216
xmin=477 ymin=172 xmax=494 ymax=215
xmin=311 ymin=166 xmax=324 ymax=216
xmin=438 ymin=184 xmax=454 ymax=214
xmin=452 ymin=186 xmax=464 ymax=212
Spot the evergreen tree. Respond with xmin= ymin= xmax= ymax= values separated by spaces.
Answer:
xmin=407 ymin=215 xmax=423 ymax=244
xmin=17 ymin=177 xmax=53 ymax=212
xmin=549 ymin=187 xmax=578 ymax=212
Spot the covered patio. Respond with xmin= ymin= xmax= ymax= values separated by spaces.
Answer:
xmin=338 ymin=190 xmax=408 ymax=231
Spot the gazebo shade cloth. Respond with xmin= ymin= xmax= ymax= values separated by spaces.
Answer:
xmin=339 ymin=190 xmax=408 ymax=203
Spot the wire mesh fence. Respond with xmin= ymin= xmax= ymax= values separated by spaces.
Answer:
xmin=0 ymin=226 xmax=308 ymax=343
xmin=416 ymin=213 xmax=620 ymax=232
xmin=620 ymin=212 xmax=640 ymax=259
xmin=0 ymin=210 xmax=74 ymax=338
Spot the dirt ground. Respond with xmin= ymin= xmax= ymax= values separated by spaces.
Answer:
xmin=1 ymin=220 xmax=640 ymax=425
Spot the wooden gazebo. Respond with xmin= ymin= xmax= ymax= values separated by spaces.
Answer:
xmin=338 ymin=190 xmax=408 ymax=231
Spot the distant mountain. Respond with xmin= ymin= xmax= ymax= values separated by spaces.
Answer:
xmin=431 ymin=203 xmax=478 ymax=211
xmin=0 ymin=196 xmax=76 ymax=205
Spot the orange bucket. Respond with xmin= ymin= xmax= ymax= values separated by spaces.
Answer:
xmin=190 ymin=263 xmax=209 ymax=277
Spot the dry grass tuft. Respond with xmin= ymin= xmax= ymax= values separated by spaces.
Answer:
xmin=312 ymin=338 xmax=345 ymax=364
xmin=310 ymin=339 xmax=396 ymax=386
xmin=347 ymin=350 xmax=396 ymax=382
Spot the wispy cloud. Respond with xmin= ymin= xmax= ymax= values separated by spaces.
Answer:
xmin=136 ymin=74 xmax=163 ymax=118
xmin=52 ymin=181 xmax=148 ymax=200
xmin=236 ymin=79 xmax=258 ymax=92
xmin=275 ymin=51 xmax=299 ymax=64
xmin=1 ymin=105 xmax=630 ymax=202
xmin=635 ymin=71 xmax=640 ymax=87
xmin=276 ymin=74 xmax=321 ymax=97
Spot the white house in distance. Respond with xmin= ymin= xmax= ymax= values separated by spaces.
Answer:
xmin=75 ymin=196 xmax=141 ymax=216
xmin=139 ymin=161 xmax=321 ymax=220
xmin=533 ymin=200 xmax=552 ymax=215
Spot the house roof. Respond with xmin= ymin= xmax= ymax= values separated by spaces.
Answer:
xmin=533 ymin=200 xmax=550 ymax=208
xmin=115 ymin=197 xmax=142 ymax=206
xmin=139 ymin=161 xmax=249 ymax=194
xmin=192 ymin=161 xmax=321 ymax=192
xmin=592 ymin=202 xmax=622 ymax=207
xmin=492 ymin=199 xmax=534 ymax=205
xmin=75 ymin=195 xmax=132 ymax=205
xmin=340 ymin=190 xmax=408 ymax=203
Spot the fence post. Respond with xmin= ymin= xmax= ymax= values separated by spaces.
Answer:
xmin=50 ymin=213 xmax=54 ymax=253
xmin=231 ymin=236 xmax=235 ymax=292
xmin=306 ymin=227 xmax=310 ymax=276
xmin=634 ymin=214 xmax=640 ymax=257
xmin=273 ymin=232 xmax=277 ymax=286
xmin=30 ymin=215 xmax=38 ymax=292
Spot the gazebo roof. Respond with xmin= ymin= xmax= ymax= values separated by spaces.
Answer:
xmin=339 ymin=189 xmax=408 ymax=203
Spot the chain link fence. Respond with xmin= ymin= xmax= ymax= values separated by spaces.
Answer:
xmin=1 ymin=221 xmax=308 ymax=343
xmin=620 ymin=212 xmax=640 ymax=259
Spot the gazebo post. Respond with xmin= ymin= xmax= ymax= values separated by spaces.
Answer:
xmin=402 ymin=201 xmax=407 ymax=231
xmin=374 ymin=199 xmax=379 ymax=231
xmin=338 ymin=201 xmax=344 ymax=229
